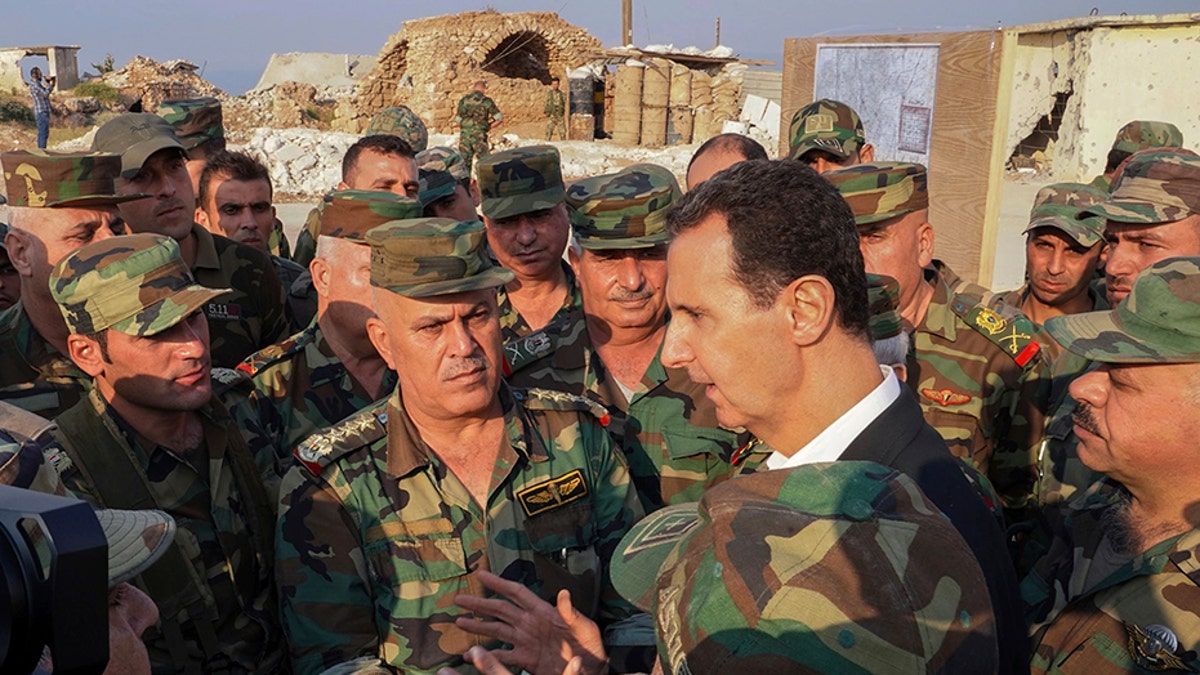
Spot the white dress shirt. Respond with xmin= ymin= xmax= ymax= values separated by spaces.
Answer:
xmin=763 ymin=366 xmax=902 ymax=471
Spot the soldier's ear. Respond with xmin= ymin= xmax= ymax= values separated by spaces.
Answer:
xmin=366 ymin=317 xmax=399 ymax=370
xmin=310 ymin=257 xmax=331 ymax=296
xmin=785 ymin=274 xmax=836 ymax=347
xmin=916 ymin=217 xmax=935 ymax=269
xmin=67 ymin=334 xmax=106 ymax=377
xmin=194 ymin=206 xmax=211 ymax=230
xmin=4 ymin=229 xmax=35 ymax=277
xmin=858 ymin=143 xmax=875 ymax=163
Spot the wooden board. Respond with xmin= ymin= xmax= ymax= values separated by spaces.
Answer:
xmin=781 ymin=30 xmax=1011 ymax=285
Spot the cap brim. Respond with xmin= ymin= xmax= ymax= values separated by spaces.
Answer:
xmin=481 ymin=186 xmax=566 ymax=221
xmin=855 ymin=209 xmax=914 ymax=227
xmin=97 ymin=508 xmax=176 ymax=587
xmin=1022 ymin=218 xmax=1102 ymax=247
xmin=790 ymin=138 xmax=857 ymax=162
xmin=610 ymin=503 xmax=700 ymax=612
xmin=383 ymin=267 xmax=515 ymax=299
xmin=1081 ymin=200 xmax=1180 ymax=224
xmin=120 ymin=137 xmax=188 ymax=178
xmin=108 ymin=285 xmax=229 ymax=337
xmin=1045 ymin=307 xmax=1199 ymax=363
xmin=576 ymin=233 xmax=670 ymax=250
xmin=50 ymin=192 xmax=153 ymax=208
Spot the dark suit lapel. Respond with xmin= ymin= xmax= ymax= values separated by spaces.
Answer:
xmin=840 ymin=392 xmax=925 ymax=466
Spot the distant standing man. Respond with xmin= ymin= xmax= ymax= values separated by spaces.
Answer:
xmin=544 ymin=76 xmax=565 ymax=141
xmin=28 ymin=67 xmax=55 ymax=149
xmin=457 ymin=80 xmax=502 ymax=175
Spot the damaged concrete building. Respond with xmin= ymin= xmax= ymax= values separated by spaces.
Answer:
xmin=0 ymin=45 xmax=80 ymax=94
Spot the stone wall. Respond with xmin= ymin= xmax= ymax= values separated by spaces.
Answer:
xmin=341 ymin=11 xmax=601 ymax=134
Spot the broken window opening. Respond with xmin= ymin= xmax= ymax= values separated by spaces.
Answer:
xmin=482 ymin=32 xmax=551 ymax=83
xmin=1008 ymin=88 xmax=1072 ymax=172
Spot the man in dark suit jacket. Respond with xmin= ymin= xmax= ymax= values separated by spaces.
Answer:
xmin=660 ymin=158 xmax=1028 ymax=673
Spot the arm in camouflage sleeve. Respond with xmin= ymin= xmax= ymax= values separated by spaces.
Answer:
xmin=292 ymin=207 xmax=322 ymax=268
xmin=994 ymin=348 xmax=1053 ymax=515
xmin=276 ymin=465 xmax=382 ymax=675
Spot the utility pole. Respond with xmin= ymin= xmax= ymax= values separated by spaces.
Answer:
xmin=622 ymin=0 xmax=633 ymax=46
xmin=715 ymin=17 xmax=721 ymax=47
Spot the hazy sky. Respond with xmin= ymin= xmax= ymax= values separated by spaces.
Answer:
xmin=12 ymin=0 xmax=1199 ymax=94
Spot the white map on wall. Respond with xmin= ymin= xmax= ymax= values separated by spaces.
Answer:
xmin=814 ymin=44 xmax=940 ymax=165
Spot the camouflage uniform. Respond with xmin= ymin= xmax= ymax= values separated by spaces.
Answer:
xmin=456 ymin=89 xmax=502 ymax=175
xmin=1023 ymin=257 xmax=1200 ymax=672
xmin=157 ymin=97 xmax=225 ymax=156
xmin=241 ymin=191 xmax=422 ymax=456
xmin=272 ymin=253 xmax=317 ymax=333
xmin=275 ymin=217 xmax=643 ymax=673
xmin=1088 ymin=120 xmax=1184 ymax=191
xmin=788 ymin=98 xmax=865 ymax=161
xmin=544 ymin=84 xmax=565 ymax=141
xmin=416 ymin=146 xmax=473 ymax=214
xmin=477 ymin=146 xmax=582 ymax=343
xmin=0 ymin=150 xmax=150 ymax=417
xmin=364 ymin=105 xmax=429 ymax=153
xmin=826 ymin=162 xmax=1050 ymax=513
xmin=507 ymin=164 xmax=762 ymax=512
xmin=45 ymin=233 xmax=285 ymax=674
xmin=610 ymin=461 xmax=999 ymax=672
xmin=291 ymin=198 xmax=326 ymax=268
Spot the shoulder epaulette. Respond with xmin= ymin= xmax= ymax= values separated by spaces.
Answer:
xmin=211 ymin=366 xmax=253 ymax=395
xmin=237 ymin=331 xmax=309 ymax=377
xmin=503 ymin=329 xmax=556 ymax=376
xmin=953 ymin=301 xmax=1042 ymax=369
xmin=514 ymin=387 xmax=611 ymax=427
xmin=294 ymin=403 xmax=388 ymax=475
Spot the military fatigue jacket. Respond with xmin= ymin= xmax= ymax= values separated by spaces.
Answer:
xmin=544 ymin=89 xmax=565 ymax=118
xmin=909 ymin=262 xmax=1048 ymax=513
xmin=1023 ymin=479 xmax=1200 ymax=673
xmin=275 ymin=384 xmax=642 ymax=674
xmin=241 ymin=320 xmax=397 ymax=458
xmin=50 ymin=381 xmax=283 ymax=674
xmin=292 ymin=204 xmax=322 ymax=268
xmin=496 ymin=260 xmax=583 ymax=344
xmin=191 ymin=224 xmax=289 ymax=369
xmin=505 ymin=312 xmax=759 ymax=512
xmin=0 ymin=301 xmax=89 ymax=418
xmin=457 ymin=91 xmax=501 ymax=134
xmin=273 ymin=253 xmax=318 ymax=333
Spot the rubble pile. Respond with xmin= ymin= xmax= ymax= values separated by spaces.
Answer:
xmin=97 ymin=56 xmax=224 ymax=112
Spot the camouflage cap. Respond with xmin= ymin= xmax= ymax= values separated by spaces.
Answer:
xmin=788 ymin=99 xmax=866 ymax=161
xmin=417 ymin=146 xmax=470 ymax=182
xmin=1 ymin=151 xmax=150 ymax=208
xmin=611 ymin=461 xmax=996 ymax=674
xmin=92 ymin=113 xmax=188 ymax=178
xmin=417 ymin=168 xmax=458 ymax=208
xmin=319 ymin=190 xmax=423 ymax=242
xmin=364 ymin=106 xmax=429 ymax=153
xmin=50 ymin=233 xmax=229 ymax=337
xmin=825 ymin=162 xmax=929 ymax=226
xmin=97 ymin=508 xmax=176 ymax=587
xmin=476 ymin=145 xmax=566 ymax=220
xmin=1110 ymin=120 xmax=1184 ymax=155
xmin=1046 ymin=256 xmax=1200 ymax=363
xmin=365 ymin=218 xmax=514 ymax=298
xmin=565 ymin=163 xmax=681 ymax=250
xmin=1023 ymin=182 xmax=1107 ymax=247
xmin=156 ymin=97 xmax=225 ymax=151
xmin=1082 ymin=150 xmax=1200 ymax=224
xmin=867 ymin=273 xmax=902 ymax=340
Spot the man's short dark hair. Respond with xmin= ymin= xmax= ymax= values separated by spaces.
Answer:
xmin=342 ymin=135 xmax=416 ymax=183
xmin=198 ymin=150 xmax=272 ymax=208
xmin=687 ymin=133 xmax=769 ymax=175
xmin=1105 ymin=148 xmax=1132 ymax=174
xmin=666 ymin=159 xmax=870 ymax=339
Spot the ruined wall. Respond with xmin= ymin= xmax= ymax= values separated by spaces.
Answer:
xmin=0 ymin=51 xmax=24 ymax=95
xmin=342 ymin=11 xmax=602 ymax=134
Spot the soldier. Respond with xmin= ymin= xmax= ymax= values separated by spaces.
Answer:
xmin=0 ymin=220 xmax=22 ymax=312
xmin=240 ymin=191 xmax=421 ymax=455
xmin=787 ymin=98 xmax=875 ymax=172
xmin=1088 ymin=120 xmax=1183 ymax=192
xmin=291 ymin=134 xmax=419 ymax=267
xmin=0 ymin=150 xmax=146 ymax=417
xmin=457 ymin=79 xmax=502 ymax=175
xmin=683 ymin=132 xmax=768 ymax=190
xmin=417 ymin=145 xmax=480 ymax=223
xmin=545 ymin=76 xmax=565 ymax=141
xmin=1031 ymin=150 xmax=1200 ymax=510
xmin=454 ymin=160 xmax=1020 ymax=673
xmin=196 ymin=149 xmax=316 ymax=332
xmin=1023 ymin=256 xmax=1200 ymax=673
xmin=275 ymin=217 xmax=644 ymax=673
xmin=476 ymin=145 xmax=582 ymax=342
xmin=825 ymin=161 xmax=1048 ymax=515
xmin=506 ymin=163 xmax=761 ymax=512
xmin=364 ymin=105 xmax=429 ymax=153
xmin=91 ymin=112 xmax=290 ymax=369
xmin=45 ymin=233 xmax=284 ymax=673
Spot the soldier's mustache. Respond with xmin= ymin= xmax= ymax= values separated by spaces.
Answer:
xmin=1072 ymin=403 xmax=1101 ymax=437
xmin=442 ymin=356 xmax=489 ymax=379
xmin=610 ymin=288 xmax=654 ymax=302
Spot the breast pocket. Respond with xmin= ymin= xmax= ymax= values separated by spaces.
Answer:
xmin=660 ymin=427 xmax=740 ymax=505
xmin=363 ymin=518 xmax=471 ymax=622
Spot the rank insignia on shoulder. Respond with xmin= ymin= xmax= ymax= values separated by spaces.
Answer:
xmin=517 ymin=388 xmax=611 ymax=427
xmin=921 ymin=388 xmax=971 ymax=407
xmin=968 ymin=306 xmax=1007 ymax=336
xmin=517 ymin=469 xmax=589 ymax=517
xmin=1125 ymin=622 xmax=1191 ymax=672
xmin=504 ymin=331 xmax=555 ymax=375
xmin=211 ymin=367 xmax=247 ymax=386
xmin=965 ymin=306 xmax=1042 ymax=368
xmin=294 ymin=408 xmax=386 ymax=475
xmin=731 ymin=438 xmax=764 ymax=466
